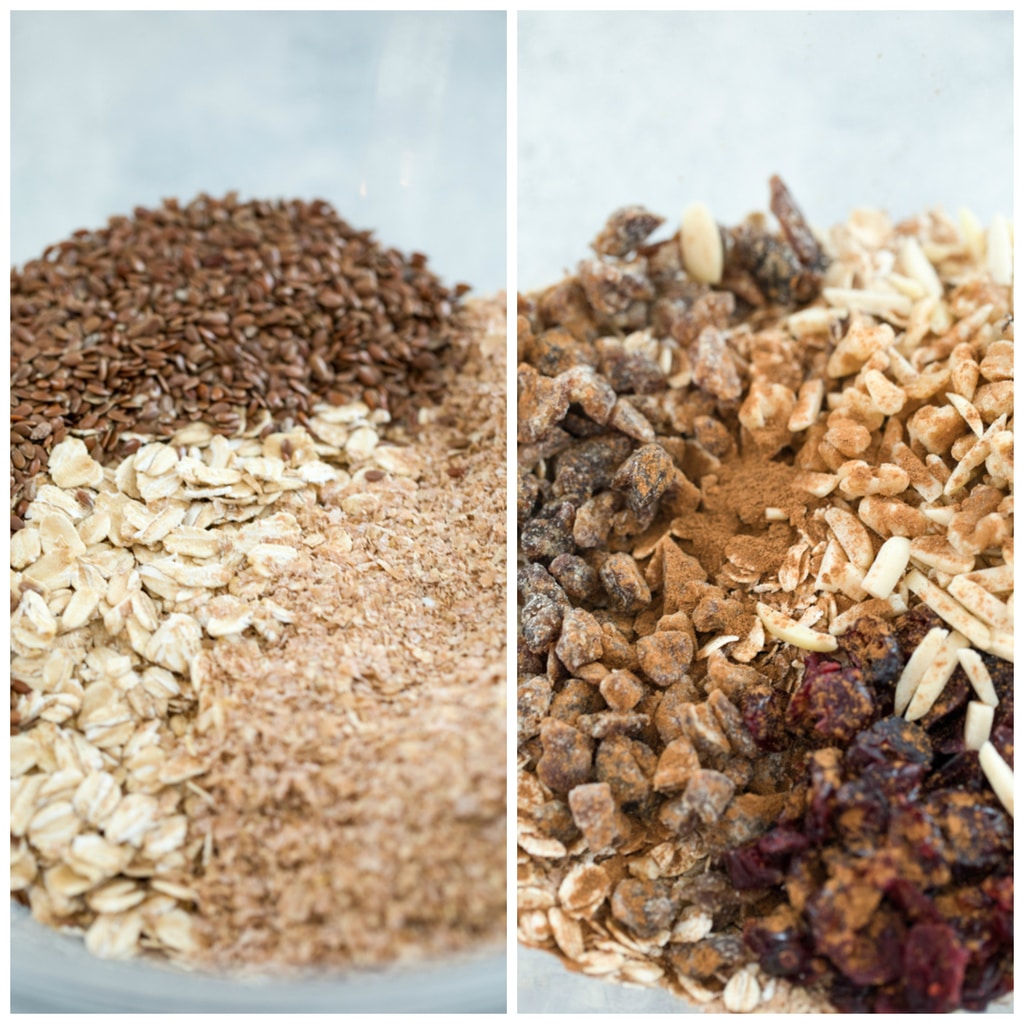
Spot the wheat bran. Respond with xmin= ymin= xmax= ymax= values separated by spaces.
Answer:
xmin=183 ymin=298 xmax=507 ymax=970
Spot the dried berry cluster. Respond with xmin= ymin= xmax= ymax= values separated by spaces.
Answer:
xmin=730 ymin=607 xmax=1013 ymax=1012
xmin=11 ymin=193 xmax=467 ymax=524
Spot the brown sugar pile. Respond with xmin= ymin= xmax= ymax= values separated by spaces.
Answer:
xmin=186 ymin=303 xmax=507 ymax=969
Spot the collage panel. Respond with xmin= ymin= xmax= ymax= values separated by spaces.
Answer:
xmin=10 ymin=9 xmax=506 ymax=1014
xmin=517 ymin=9 xmax=1012 ymax=1016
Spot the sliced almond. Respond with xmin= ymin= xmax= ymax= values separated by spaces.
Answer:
xmin=755 ymin=602 xmax=837 ymax=652
xmin=897 ymin=236 xmax=943 ymax=297
xmin=957 ymin=649 xmax=999 ymax=707
xmin=978 ymin=741 xmax=1013 ymax=816
xmin=893 ymin=626 xmax=948 ymax=715
xmin=861 ymin=535 xmax=911 ymax=599
xmin=909 ymin=536 xmax=975 ymax=576
xmin=980 ymin=629 xmax=1013 ymax=663
xmin=986 ymin=213 xmax=1012 ymax=286
xmin=680 ymin=202 xmax=723 ymax=284
xmin=787 ymin=379 xmax=825 ymax=432
xmin=904 ymin=569 xmax=992 ymax=650
xmin=904 ymin=631 xmax=970 ymax=722
xmin=961 ymin=563 xmax=1013 ymax=594
xmin=792 ymin=470 xmax=838 ymax=498
xmin=947 ymin=576 xmax=1012 ymax=631
xmin=824 ymin=507 xmax=875 ymax=570
xmin=944 ymin=391 xmax=984 ymax=439
xmin=964 ymin=701 xmax=995 ymax=751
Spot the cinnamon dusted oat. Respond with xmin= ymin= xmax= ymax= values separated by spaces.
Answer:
xmin=517 ymin=179 xmax=1012 ymax=1012
xmin=11 ymin=199 xmax=505 ymax=976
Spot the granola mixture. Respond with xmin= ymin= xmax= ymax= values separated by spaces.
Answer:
xmin=517 ymin=178 xmax=1012 ymax=1012
xmin=10 ymin=197 xmax=506 ymax=972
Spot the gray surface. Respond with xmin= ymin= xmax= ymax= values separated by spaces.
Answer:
xmin=518 ymin=10 xmax=1012 ymax=292
xmin=12 ymin=902 xmax=505 ymax=1013
xmin=519 ymin=947 xmax=696 ymax=1014
xmin=11 ymin=10 xmax=506 ymax=293
xmin=517 ymin=9 xmax=1013 ymax=1014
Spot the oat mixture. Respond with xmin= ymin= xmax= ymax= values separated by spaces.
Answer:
xmin=517 ymin=178 xmax=1012 ymax=1012
xmin=10 ymin=196 xmax=506 ymax=972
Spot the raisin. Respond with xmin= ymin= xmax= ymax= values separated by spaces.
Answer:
xmin=785 ymin=655 xmax=875 ymax=745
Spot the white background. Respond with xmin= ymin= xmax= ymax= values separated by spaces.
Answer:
xmin=519 ymin=10 xmax=1012 ymax=292
xmin=11 ymin=10 xmax=507 ymax=293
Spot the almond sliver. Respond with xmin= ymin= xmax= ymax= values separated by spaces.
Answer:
xmin=979 ymin=741 xmax=1013 ymax=816
xmin=964 ymin=701 xmax=995 ymax=751
xmin=893 ymin=626 xmax=948 ymax=716
xmin=862 ymin=536 xmax=911 ymax=600
xmin=755 ymin=603 xmax=837 ymax=653
xmin=904 ymin=631 xmax=971 ymax=722
xmin=957 ymin=649 xmax=999 ymax=706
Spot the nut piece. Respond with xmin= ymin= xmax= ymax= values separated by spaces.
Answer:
xmin=904 ymin=631 xmax=970 ymax=722
xmin=978 ymin=741 xmax=1013 ymax=816
xmin=755 ymin=602 xmax=837 ymax=652
xmin=568 ymin=782 xmax=630 ymax=854
xmin=893 ymin=626 xmax=948 ymax=715
xmin=680 ymin=202 xmax=723 ymax=284
xmin=964 ymin=701 xmax=995 ymax=751
xmin=956 ymin=649 xmax=999 ymax=707
xmin=861 ymin=535 xmax=911 ymax=600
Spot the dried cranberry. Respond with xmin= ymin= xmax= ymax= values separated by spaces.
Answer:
xmin=921 ymin=791 xmax=1012 ymax=874
xmin=804 ymin=748 xmax=842 ymax=843
xmin=990 ymin=722 xmax=1013 ymax=768
xmin=837 ymin=615 xmax=903 ymax=690
xmin=786 ymin=655 xmax=875 ymax=745
xmin=724 ymin=844 xmax=784 ymax=889
xmin=832 ymin=777 xmax=890 ymax=853
xmin=740 ymin=686 xmax=789 ymax=752
xmin=903 ymin=922 xmax=969 ymax=1012
xmin=722 ymin=606 xmax=1012 ymax=1013
xmin=885 ymin=805 xmax=950 ymax=887
xmin=828 ymin=976 xmax=877 ymax=1012
xmin=985 ymin=653 xmax=1013 ymax=716
xmin=961 ymin=957 xmax=1013 ymax=1011
xmin=893 ymin=604 xmax=943 ymax=656
xmin=884 ymin=878 xmax=941 ymax=924
xmin=724 ymin=825 xmax=809 ymax=889
xmin=743 ymin=911 xmax=817 ymax=980
xmin=925 ymin=749 xmax=987 ymax=792
xmin=758 ymin=826 xmax=809 ymax=858
xmin=918 ymin=668 xmax=971 ymax=732
xmin=845 ymin=715 xmax=931 ymax=770
xmin=807 ymin=879 xmax=905 ymax=986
